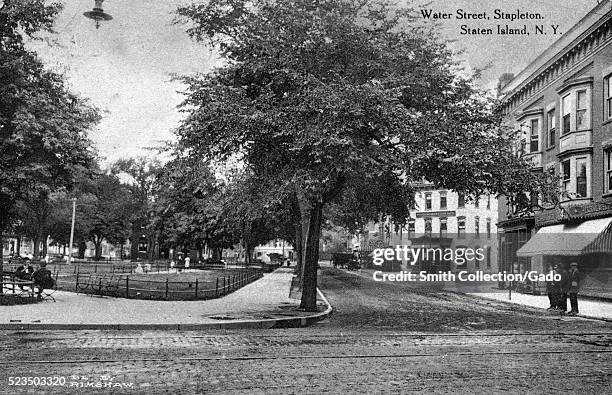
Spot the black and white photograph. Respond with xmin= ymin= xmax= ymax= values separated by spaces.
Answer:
xmin=1 ymin=0 xmax=612 ymax=393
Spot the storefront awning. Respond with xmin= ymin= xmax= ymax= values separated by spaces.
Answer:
xmin=583 ymin=220 xmax=612 ymax=254
xmin=516 ymin=217 xmax=612 ymax=257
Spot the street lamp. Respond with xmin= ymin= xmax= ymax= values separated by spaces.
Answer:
xmin=84 ymin=0 xmax=113 ymax=29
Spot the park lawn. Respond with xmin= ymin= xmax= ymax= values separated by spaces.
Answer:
xmin=54 ymin=269 xmax=260 ymax=300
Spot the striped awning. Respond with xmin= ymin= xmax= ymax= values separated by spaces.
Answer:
xmin=516 ymin=217 xmax=612 ymax=257
xmin=583 ymin=220 xmax=612 ymax=254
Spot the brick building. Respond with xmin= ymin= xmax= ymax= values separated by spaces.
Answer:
xmin=497 ymin=1 xmax=612 ymax=294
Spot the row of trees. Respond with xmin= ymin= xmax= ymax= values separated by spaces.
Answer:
xmin=0 ymin=0 xmax=99 ymax=287
xmin=171 ymin=0 xmax=555 ymax=311
xmin=1 ymin=0 xmax=554 ymax=310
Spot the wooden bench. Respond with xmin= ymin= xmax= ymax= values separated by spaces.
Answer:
xmin=2 ymin=275 xmax=36 ymax=299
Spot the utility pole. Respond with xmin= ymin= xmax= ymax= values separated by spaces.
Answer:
xmin=68 ymin=198 xmax=76 ymax=267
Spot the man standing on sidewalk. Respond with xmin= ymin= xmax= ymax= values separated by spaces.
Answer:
xmin=558 ymin=264 xmax=570 ymax=315
xmin=546 ymin=263 xmax=556 ymax=310
xmin=568 ymin=262 xmax=582 ymax=316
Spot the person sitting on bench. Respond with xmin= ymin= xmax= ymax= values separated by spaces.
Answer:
xmin=31 ymin=262 xmax=55 ymax=299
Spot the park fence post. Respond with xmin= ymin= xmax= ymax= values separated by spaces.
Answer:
xmin=95 ymin=264 xmax=97 ymax=273
xmin=165 ymin=278 xmax=169 ymax=299
xmin=75 ymin=272 xmax=79 ymax=292
xmin=126 ymin=276 xmax=129 ymax=298
xmin=223 ymin=276 xmax=226 ymax=294
xmin=216 ymin=278 xmax=219 ymax=297
xmin=195 ymin=279 xmax=199 ymax=299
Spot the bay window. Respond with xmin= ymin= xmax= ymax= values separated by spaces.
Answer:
xmin=605 ymin=149 xmax=612 ymax=193
xmin=576 ymin=158 xmax=587 ymax=198
xmin=560 ymin=155 xmax=591 ymax=199
xmin=530 ymin=119 xmax=539 ymax=152
xmin=560 ymin=85 xmax=591 ymax=134
xmin=606 ymin=75 xmax=612 ymax=121
xmin=547 ymin=109 xmax=556 ymax=147
xmin=562 ymin=159 xmax=571 ymax=193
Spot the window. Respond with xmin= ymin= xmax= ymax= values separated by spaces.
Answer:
xmin=425 ymin=193 xmax=432 ymax=210
xmin=475 ymin=216 xmax=480 ymax=238
xmin=440 ymin=217 xmax=447 ymax=236
xmin=606 ymin=149 xmax=612 ymax=193
xmin=576 ymin=90 xmax=588 ymax=129
xmin=424 ymin=218 xmax=432 ymax=236
xmin=457 ymin=216 xmax=465 ymax=238
xmin=440 ymin=192 xmax=447 ymax=210
xmin=562 ymin=94 xmax=571 ymax=135
xmin=547 ymin=109 xmax=556 ymax=147
xmin=486 ymin=218 xmax=491 ymax=239
xmin=458 ymin=193 xmax=465 ymax=208
xmin=562 ymin=159 xmax=571 ymax=193
xmin=530 ymin=119 xmax=539 ymax=152
xmin=561 ymin=87 xmax=591 ymax=134
xmin=606 ymin=75 xmax=612 ymax=121
xmin=576 ymin=158 xmax=587 ymax=198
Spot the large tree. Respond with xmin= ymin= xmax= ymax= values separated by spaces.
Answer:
xmin=1 ymin=1 xmax=99 ymax=287
xmin=176 ymin=0 xmax=549 ymax=310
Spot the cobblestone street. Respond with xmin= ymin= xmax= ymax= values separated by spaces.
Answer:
xmin=1 ymin=268 xmax=611 ymax=394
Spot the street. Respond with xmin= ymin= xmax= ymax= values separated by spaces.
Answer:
xmin=1 ymin=268 xmax=611 ymax=394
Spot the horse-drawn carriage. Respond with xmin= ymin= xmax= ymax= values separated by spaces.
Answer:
xmin=331 ymin=252 xmax=361 ymax=271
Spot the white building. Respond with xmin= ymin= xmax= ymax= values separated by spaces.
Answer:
xmin=361 ymin=183 xmax=498 ymax=273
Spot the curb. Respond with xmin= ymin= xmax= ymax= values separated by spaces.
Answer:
xmin=0 ymin=288 xmax=333 ymax=331
xmin=468 ymin=293 xmax=612 ymax=323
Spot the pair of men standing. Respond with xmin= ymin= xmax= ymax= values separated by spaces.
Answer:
xmin=547 ymin=262 xmax=581 ymax=316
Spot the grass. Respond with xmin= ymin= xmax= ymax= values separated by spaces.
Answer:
xmin=55 ymin=269 xmax=262 ymax=301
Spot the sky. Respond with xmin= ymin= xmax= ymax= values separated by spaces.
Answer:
xmin=31 ymin=0 xmax=598 ymax=164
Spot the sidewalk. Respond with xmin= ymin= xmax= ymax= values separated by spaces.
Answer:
xmin=0 ymin=268 xmax=331 ymax=329
xmin=470 ymin=291 xmax=612 ymax=321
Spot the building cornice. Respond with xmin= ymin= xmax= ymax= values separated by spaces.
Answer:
xmin=500 ymin=2 xmax=612 ymax=115
xmin=557 ymin=76 xmax=594 ymax=94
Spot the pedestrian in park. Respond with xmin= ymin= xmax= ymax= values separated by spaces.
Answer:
xmin=185 ymin=256 xmax=190 ymax=270
xmin=31 ymin=262 xmax=54 ymax=299
xmin=568 ymin=262 xmax=582 ymax=316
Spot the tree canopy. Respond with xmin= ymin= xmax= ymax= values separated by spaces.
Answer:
xmin=175 ymin=0 xmax=549 ymax=310
xmin=0 ymin=1 xmax=100 ymax=273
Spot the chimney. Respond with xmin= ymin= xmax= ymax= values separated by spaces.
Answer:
xmin=497 ymin=73 xmax=515 ymax=96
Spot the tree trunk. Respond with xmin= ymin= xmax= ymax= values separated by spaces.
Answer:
xmin=78 ymin=241 xmax=86 ymax=259
xmin=42 ymin=236 xmax=48 ymax=259
xmin=33 ymin=234 xmax=41 ymax=260
xmin=16 ymin=235 xmax=21 ymax=255
xmin=0 ymin=231 xmax=4 ymax=295
xmin=94 ymin=238 xmax=103 ymax=261
xmin=300 ymin=201 xmax=323 ymax=312
xmin=130 ymin=236 xmax=139 ymax=261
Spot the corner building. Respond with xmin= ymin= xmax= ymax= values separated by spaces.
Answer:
xmin=497 ymin=1 xmax=612 ymax=295
xmin=362 ymin=182 xmax=498 ymax=273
